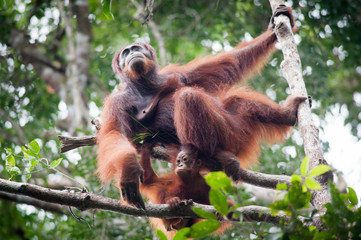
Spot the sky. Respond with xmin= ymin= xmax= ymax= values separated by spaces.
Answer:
xmin=320 ymin=104 xmax=361 ymax=199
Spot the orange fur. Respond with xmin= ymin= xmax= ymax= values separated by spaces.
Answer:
xmin=97 ymin=6 xmax=297 ymax=208
xmin=174 ymin=86 xmax=303 ymax=175
xmin=96 ymin=93 xmax=139 ymax=184
xmin=124 ymin=54 xmax=155 ymax=80
xmin=139 ymin=154 xmax=231 ymax=240
xmin=160 ymin=30 xmax=278 ymax=93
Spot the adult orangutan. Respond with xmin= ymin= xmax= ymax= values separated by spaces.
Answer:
xmin=96 ymin=5 xmax=303 ymax=209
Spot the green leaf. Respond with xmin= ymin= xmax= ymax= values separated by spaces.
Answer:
xmin=22 ymin=146 xmax=36 ymax=158
xmin=29 ymin=140 xmax=40 ymax=154
xmin=276 ymin=183 xmax=288 ymax=190
xmin=300 ymin=156 xmax=310 ymax=176
xmin=291 ymin=174 xmax=302 ymax=183
xmin=26 ymin=174 xmax=31 ymax=179
xmin=187 ymin=220 xmax=221 ymax=239
xmin=270 ymin=198 xmax=290 ymax=212
xmin=30 ymin=158 xmax=39 ymax=167
xmin=173 ymin=227 xmax=190 ymax=240
xmin=5 ymin=148 xmax=13 ymax=155
xmin=155 ymin=229 xmax=167 ymax=240
xmin=209 ymin=189 xmax=228 ymax=216
xmin=308 ymin=165 xmax=331 ymax=177
xmin=205 ymin=171 xmax=232 ymax=189
xmin=308 ymin=226 xmax=317 ymax=232
xmin=101 ymin=0 xmax=114 ymax=20
xmin=8 ymin=166 xmax=21 ymax=176
xmin=228 ymin=204 xmax=241 ymax=213
xmin=302 ymin=184 xmax=308 ymax=193
xmin=192 ymin=207 xmax=217 ymax=220
xmin=288 ymin=181 xmax=312 ymax=209
xmin=347 ymin=187 xmax=358 ymax=206
xmin=305 ymin=177 xmax=322 ymax=190
xmin=5 ymin=154 xmax=15 ymax=168
xmin=50 ymin=158 xmax=63 ymax=168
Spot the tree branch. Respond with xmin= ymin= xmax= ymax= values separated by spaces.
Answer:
xmin=0 ymin=178 xmax=286 ymax=226
xmin=0 ymin=191 xmax=68 ymax=215
xmin=57 ymin=135 xmax=291 ymax=188
xmin=239 ymin=169 xmax=291 ymax=188
xmin=58 ymin=135 xmax=97 ymax=152
xmin=268 ymin=0 xmax=332 ymax=214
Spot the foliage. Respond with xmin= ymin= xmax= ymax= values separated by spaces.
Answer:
xmin=182 ymin=158 xmax=360 ymax=240
xmin=267 ymin=183 xmax=361 ymax=240
xmin=1 ymin=139 xmax=154 ymax=240
xmin=171 ymin=171 xmax=241 ymax=240
xmin=267 ymin=157 xmax=361 ymax=240
xmin=0 ymin=0 xmax=360 ymax=239
xmin=269 ymin=157 xmax=330 ymax=217
xmin=4 ymin=139 xmax=69 ymax=183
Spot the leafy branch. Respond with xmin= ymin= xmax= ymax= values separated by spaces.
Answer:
xmin=4 ymin=140 xmax=81 ymax=187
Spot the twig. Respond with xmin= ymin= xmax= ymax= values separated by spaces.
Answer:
xmin=58 ymin=135 xmax=97 ymax=153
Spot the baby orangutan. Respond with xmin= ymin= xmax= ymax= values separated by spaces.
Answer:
xmin=139 ymin=142 xmax=232 ymax=239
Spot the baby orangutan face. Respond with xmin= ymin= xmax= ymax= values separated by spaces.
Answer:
xmin=175 ymin=150 xmax=201 ymax=179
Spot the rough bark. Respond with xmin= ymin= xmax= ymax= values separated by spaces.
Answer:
xmin=58 ymin=135 xmax=97 ymax=152
xmin=0 ymin=191 xmax=68 ymax=215
xmin=0 ymin=178 xmax=288 ymax=226
xmin=269 ymin=0 xmax=332 ymax=214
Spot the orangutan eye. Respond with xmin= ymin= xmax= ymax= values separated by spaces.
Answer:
xmin=122 ymin=48 xmax=130 ymax=57
xmin=130 ymin=45 xmax=140 ymax=51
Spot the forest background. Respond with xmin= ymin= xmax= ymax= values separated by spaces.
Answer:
xmin=0 ymin=0 xmax=360 ymax=239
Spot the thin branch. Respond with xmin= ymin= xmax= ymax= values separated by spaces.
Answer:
xmin=239 ymin=169 xmax=291 ymax=188
xmin=0 ymin=191 xmax=68 ymax=215
xmin=58 ymin=135 xmax=97 ymax=153
xmin=0 ymin=178 xmax=285 ymax=226
xmin=57 ymin=134 xmax=291 ymax=188
xmin=268 ymin=0 xmax=331 ymax=214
